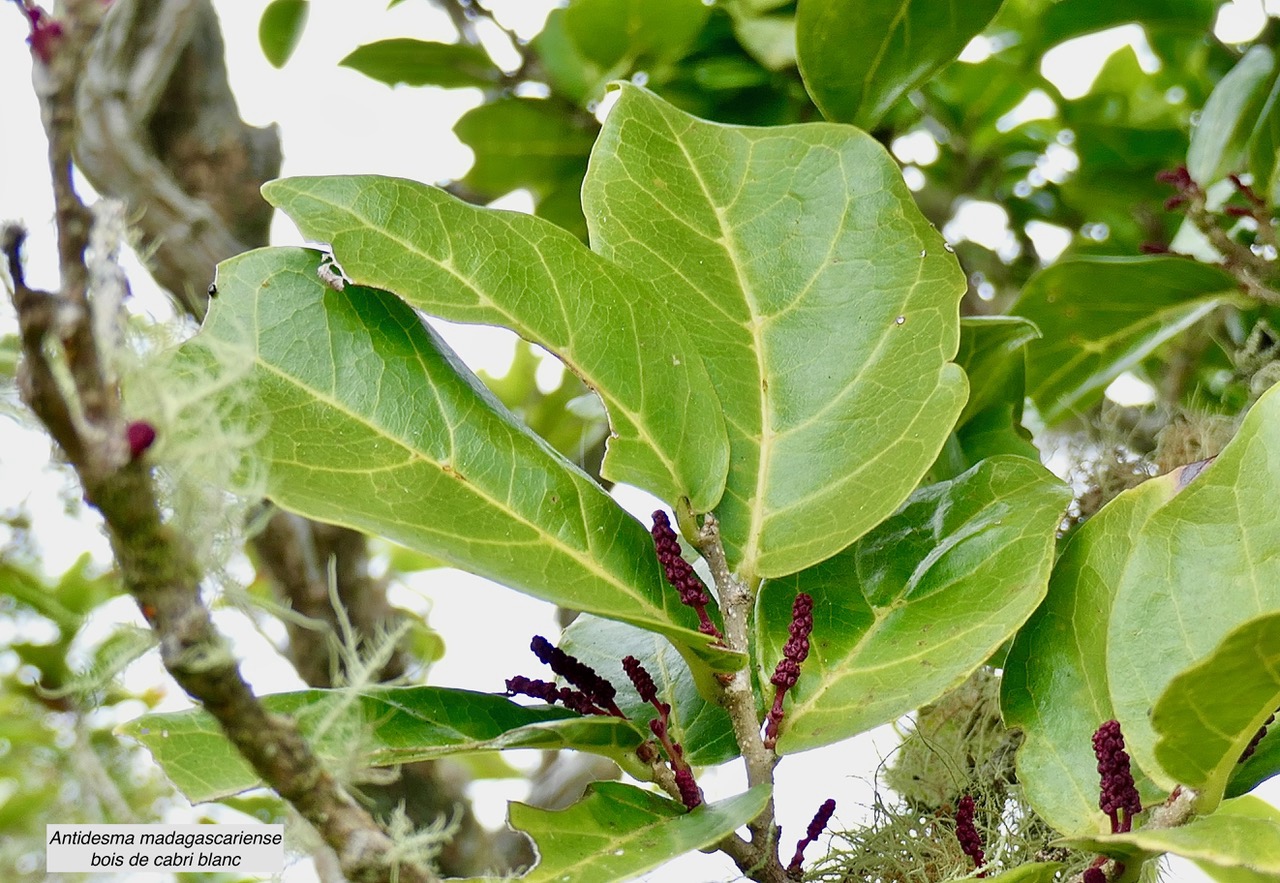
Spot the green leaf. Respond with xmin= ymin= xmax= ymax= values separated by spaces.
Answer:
xmin=1187 ymin=47 xmax=1277 ymax=187
xmin=453 ymin=98 xmax=596 ymax=200
xmin=1152 ymin=612 xmax=1280 ymax=811
xmin=532 ymin=0 xmax=713 ymax=106
xmin=796 ymin=0 xmax=1004 ymax=128
xmin=1039 ymin=0 xmax=1216 ymax=46
xmin=531 ymin=8 xmax=598 ymax=106
xmin=1066 ymin=796 xmax=1280 ymax=875
xmin=263 ymin=175 xmax=729 ymax=516
xmin=338 ymin=39 xmax=501 ymax=89
xmin=584 ymin=84 xmax=968 ymax=578
xmin=930 ymin=317 xmax=1040 ymax=482
xmin=258 ymin=0 xmax=308 ymax=69
xmin=757 ymin=456 xmax=1070 ymax=754
xmin=1013 ymin=257 xmax=1241 ymax=424
xmin=559 ymin=615 xmax=737 ymax=766
xmin=196 ymin=247 xmax=737 ymax=671
xmin=564 ymin=0 xmax=711 ymax=74
xmin=1246 ymin=67 xmax=1280 ymax=208
xmin=1002 ymin=467 xmax=1197 ymax=836
xmin=724 ymin=1 xmax=797 ymax=71
xmin=981 ymin=864 xmax=1066 ymax=883
xmin=0 ymin=562 xmax=81 ymax=632
xmin=121 ymin=686 xmax=649 ymax=803
xmin=510 ymin=782 xmax=770 ymax=883
xmin=1109 ymin=381 xmax=1280 ymax=791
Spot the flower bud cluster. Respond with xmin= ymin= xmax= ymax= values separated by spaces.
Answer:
xmin=764 ymin=592 xmax=814 ymax=748
xmin=786 ymin=797 xmax=835 ymax=878
xmin=502 ymin=675 xmax=604 ymax=716
xmin=650 ymin=511 xmax=722 ymax=639
xmin=530 ymin=635 xmax=622 ymax=716
xmin=1093 ymin=719 xmax=1142 ymax=832
xmin=506 ymin=639 xmax=703 ymax=810
xmin=954 ymin=794 xmax=986 ymax=875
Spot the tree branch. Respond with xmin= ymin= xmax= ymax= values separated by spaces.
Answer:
xmin=686 ymin=510 xmax=787 ymax=883
xmin=5 ymin=1 xmax=434 ymax=878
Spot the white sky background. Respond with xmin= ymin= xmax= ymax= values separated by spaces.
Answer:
xmin=2 ymin=1 xmax=1280 ymax=881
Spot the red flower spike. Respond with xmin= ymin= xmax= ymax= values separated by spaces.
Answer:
xmin=1093 ymin=720 xmax=1142 ymax=832
xmin=622 ymin=655 xmax=658 ymax=705
xmin=650 ymin=511 xmax=722 ymax=639
xmin=787 ymin=798 xmax=836 ymax=877
xmin=528 ymin=635 xmax=624 ymax=716
xmin=674 ymin=767 xmax=702 ymax=810
xmin=955 ymin=794 xmax=986 ymax=874
xmin=763 ymin=593 xmax=815 ymax=748
xmin=126 ymin=421 xmax=157 ymax=461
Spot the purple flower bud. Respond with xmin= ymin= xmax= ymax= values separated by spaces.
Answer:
xmin=1083 ymin=867 xmax=1106 ymax=883
xmin=955 ymin=794 xmax=986 ymax=873
xmin=1093 ymin=720 xmax=1142 ymax=831
xmin=529 ymin=635 xmax=620 ymax=714
xmin=650 ymin=511 xmax=722 ymax=639
xmin=674 ymin=767 xmax=702 ymax=810
xmin=787 ymin=798 xmax=836 ymax=876
xmin=126 ymin=421 xmax=157 ymax=460
xmin=771 ymin=658 xmax=801 ymax=690
xmin=622 ymin=655 xmax=657 ymax=704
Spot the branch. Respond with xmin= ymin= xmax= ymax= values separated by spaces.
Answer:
xmin=5 ymin=4 xmax=434 ymax=880
xmin=686 ymin=509 xmax=788 ymax=883
xmin=73 ymin=0 xmax=279 ymax=316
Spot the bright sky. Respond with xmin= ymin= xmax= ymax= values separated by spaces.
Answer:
xmin=1 ymin=2 xmax=1277 ymax=881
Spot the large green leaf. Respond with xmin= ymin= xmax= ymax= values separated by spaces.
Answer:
xmin=194 ymin=248 xmax=736 ymax=670
xmin=559 ymin=615 xmax=737 ymax=766
xmin=509 ymin=783 xmax=770 ymax=883
xmin=1065 ymin=796 xmax=1280 ymax=876
xmin=929 ymin=317 xmax=1040 ymax=482
xmin=121 ymin=687 xmax=651 ymax=803
xmin=1152 ymin=612 xmax=1280 ymax=811
xmin=263 ymin=177 xmax=728 ymax=516
xmin=795 ymin=0 xmax=1004 ymax=128
xmin=1002 ymin=468 xmax=1196 ymax=837
xmin=338 ymin=39 xmax=502 ymax=89
xmin=584 ymin=84 xmax=968 ymax=578
xmin=756 ymin=456 xmax=1069 ymax=754
xmin=1013 ymin=257 xmax=1241 ymax=424
xmin=1187 ymin=47 xmax=1277 ymax=187
xmin=1109 ymin=381 xmax=1280 ymax=790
